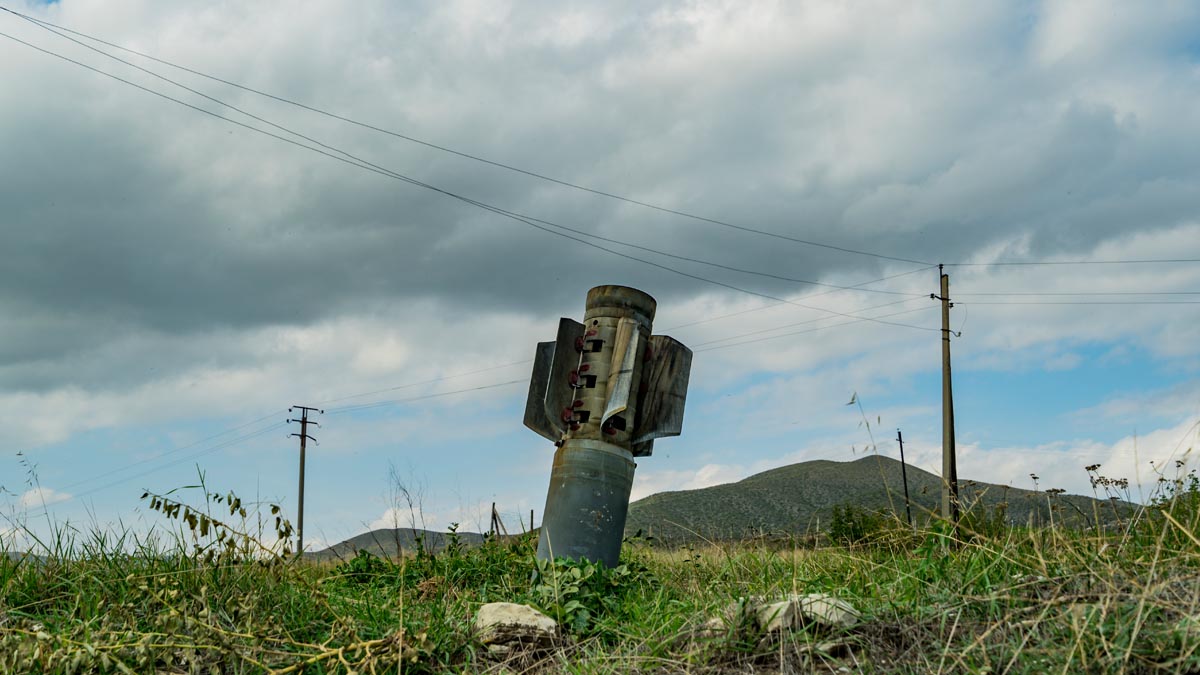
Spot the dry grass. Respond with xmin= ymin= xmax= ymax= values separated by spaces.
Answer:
xmin=3 ymin=470 xmax=1200 ymax=673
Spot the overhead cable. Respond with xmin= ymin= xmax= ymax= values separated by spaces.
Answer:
xmin=18 ymin=421 xmax=288 ymax=520
xmin=0 ymin=6 xmax=932 ymax=267
xmin=955 ymin=291 xmax=1200 ymax=297
xmin=695 ymin=305 xmax=939 ymax=352
xmin=956 ymin=300 xmax=1200 ymax=305
xmin=325 ymin=379 xmax=527 ymax=415
xmin=6 ymin=9 xmax=1197 ymax=270
xmin=944 ymin=259 xmax=1200 ymax=267
xmin=0 ymin=28 xmax=937 ymax=333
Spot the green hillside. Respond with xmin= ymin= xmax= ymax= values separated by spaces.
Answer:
xmin=626 ymin=455 xmax=1128 ymax=542
xmin=309 ymin=527 xmax=486 ymax=562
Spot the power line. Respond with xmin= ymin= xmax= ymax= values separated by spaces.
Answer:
xmin=12 ymin=12 xmax=1196 ymax=516
xmin=286 ymin=269 xmax=940 ymax=411
xmin=48 ymin=410 xmax=287 ymax=495
xmin=7 ymin=269 xmax=944 ymax=512
xmin=19 ymin=379 xmax=531 ymax=516
xmin=324 ymin=305 xmax=939 ymax=412
xmin=695 ymin=305 xmax=939 ymax=353
xmin=0 ymin=6 xmax=932 ymax=268
xmin=33 ymin=280 xmax=1185 ymax=517
xmin=17 ymin=421 xmax=289 ymax=520
xmin=27 ymin=281 xmax=1189 ymax=508
xmin=314 ymin=359 xmax=533 ymax=406
xmin=5 ymin=10 xmax=1198 ymax=272
xmin=310 ymin=271 xmax=934 ymax=408
xmin=325 ymin=379 xmax=526 ymax=415
xmin=478 ymin=200 xmax=925 ymax=296
xmin=956 ymin=291 xmax=1200 ymax=297
xmin=0 ymin=29 xmax=937 ymax=334
xmin=659 ymin=265 xmax=937 ymax=331
xmin=689 ymin=297 xmax=922 ymax=348
xmin=945 ymin=259 xmax=1200 ymax=267
xmin=956 ymin=300 xmax=1200 ymax=306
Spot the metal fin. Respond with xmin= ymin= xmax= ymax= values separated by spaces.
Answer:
xmin=603 ymin=318 xmax=639 ymax=426
xmin=632 ymin=335 xmax=692 ymax=444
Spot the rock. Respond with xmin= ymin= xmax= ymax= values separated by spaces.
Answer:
xmin=813 ymin=638 xmax=856 ymax=658
xmin=687 ymin=597 xmax=763 ymax=647
xmin=706 ymin=597 xmax=762 ymax=634
xmin=756 ymin=599 xmax=800 ymax=633
xmin=792 ymin=593 xmax=860 ymax=629
xmin=474 ymin=602 xmax=557 ymax=656
xmin=695 ymin=616 xmax=727 ymax=639
xmin=694 ymin=593 xmax=861 ymax=650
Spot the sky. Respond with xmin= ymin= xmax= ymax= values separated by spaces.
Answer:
xmin=2 ymin=0 xmax=1199 ymax=552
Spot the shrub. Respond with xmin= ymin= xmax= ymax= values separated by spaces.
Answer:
xmin=829 ymin=502 xmax=886 ymax=544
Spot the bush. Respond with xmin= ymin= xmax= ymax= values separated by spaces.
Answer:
xmin=829 ymin=502 xmax=886 ymax=544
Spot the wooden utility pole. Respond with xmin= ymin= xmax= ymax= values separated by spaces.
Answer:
xmin=490 ymin=503 xmax=508 ymax=537
xmin=288 ymin=405 xmax=322 ymax=556
xmin=931 ymin=267 xmax=959 ymax=522
xmin=896 ymin=429 xmax=914 ymax=529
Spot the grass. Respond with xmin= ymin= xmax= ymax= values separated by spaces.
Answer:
xmin=3 ymin=474 xmax=1200 ymax=673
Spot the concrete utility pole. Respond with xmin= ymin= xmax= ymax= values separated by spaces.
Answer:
xmin=523 ymin=285 xmax=692 ymax=567
xmin=897 ymin=429 xmax=914 ymax=529
xmin=288 ymin=405 xmax=322 ymax=556
xmin=931 ymin=267 xmax=959 ymax=522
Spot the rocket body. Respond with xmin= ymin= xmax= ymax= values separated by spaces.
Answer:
xmin=524 ymin=285 xmax=691 ymax=566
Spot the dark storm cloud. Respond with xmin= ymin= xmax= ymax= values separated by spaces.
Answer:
xmin=2 ymin=0 xmax=1199 ymax=394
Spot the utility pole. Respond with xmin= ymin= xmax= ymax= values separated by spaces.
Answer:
xmin=896 ymin=429 xmax=914 ymax=529
xmin=931 ymin=266 xmax=959 ymax=522
xmin=489 ymin=503 xmax=508 ymax=538
xmin=288 ymin=405 xmax=322 ymax=556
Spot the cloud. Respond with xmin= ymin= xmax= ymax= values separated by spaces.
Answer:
xmin=900 ymin=417 xmax=1200 ymax=501
xmin=19 ymin=487 xmax=72 ymax=509
xmin=628 ymin=415 xmax=1200 ymax=510
xmin=2 ymin=0 xmax=1198 ymax=544
xmin=367 ymin=501 xmax=502 ymax=535
xmin=3 ymin=0 xmax=1199 ymax=402
xmin=630 ymin=463 xmax=745 ymax=501
xmin=1070 ymin=380 xmax=1200 ymax=426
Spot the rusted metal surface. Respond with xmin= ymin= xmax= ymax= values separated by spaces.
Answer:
xmin=523 ymin=318 xmax=584 ymax=442
xmin=569 ymin=286 xmax=656 ymax=446
xmin=523 ymin=341 xmax=558 ymax=441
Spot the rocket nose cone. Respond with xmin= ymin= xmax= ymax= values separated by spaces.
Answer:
xmin=585 ymin=285 xmax=657 ymax=321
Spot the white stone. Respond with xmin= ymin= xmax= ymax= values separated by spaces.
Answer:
xmin=696 ymin=616 xmax=726 ymax=638
xmin=756 ymin=599 xmax=800 ymax=633
xmin=792 ymin=593 xmax=860 ymax=629
xmin=474 ymin=602 xmax=558 ymax=649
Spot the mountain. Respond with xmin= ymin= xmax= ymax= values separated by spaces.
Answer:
xmin=308 ymin=527 xmax=487 ymax=562
xmin=625 ymin=455 xmax=1130 ymax=543
xmin=316 ymin=456 xmax=1133 ymax=555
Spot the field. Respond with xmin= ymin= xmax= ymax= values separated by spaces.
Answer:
xmin=3 ymin=477 xmax=1200 ymax=674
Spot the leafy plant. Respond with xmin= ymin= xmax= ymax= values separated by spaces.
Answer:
xmin=829 ymin=502 xmax=885 ymax=544
xmin=141 ymin=481 xmax=293 ymax=562
xmin=335 ymin=549 xmax=394 ymax=583
xmin=530 ymin=557 xmax=645 ymax=634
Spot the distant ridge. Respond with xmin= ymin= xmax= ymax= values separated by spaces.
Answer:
xmin=625 ymin=455 xmax=1129 ymax=542
xmin=314 ymin=456 xmax=1133 ymax=555
xmin=308 ymin=528 xmax=486 ymax=562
